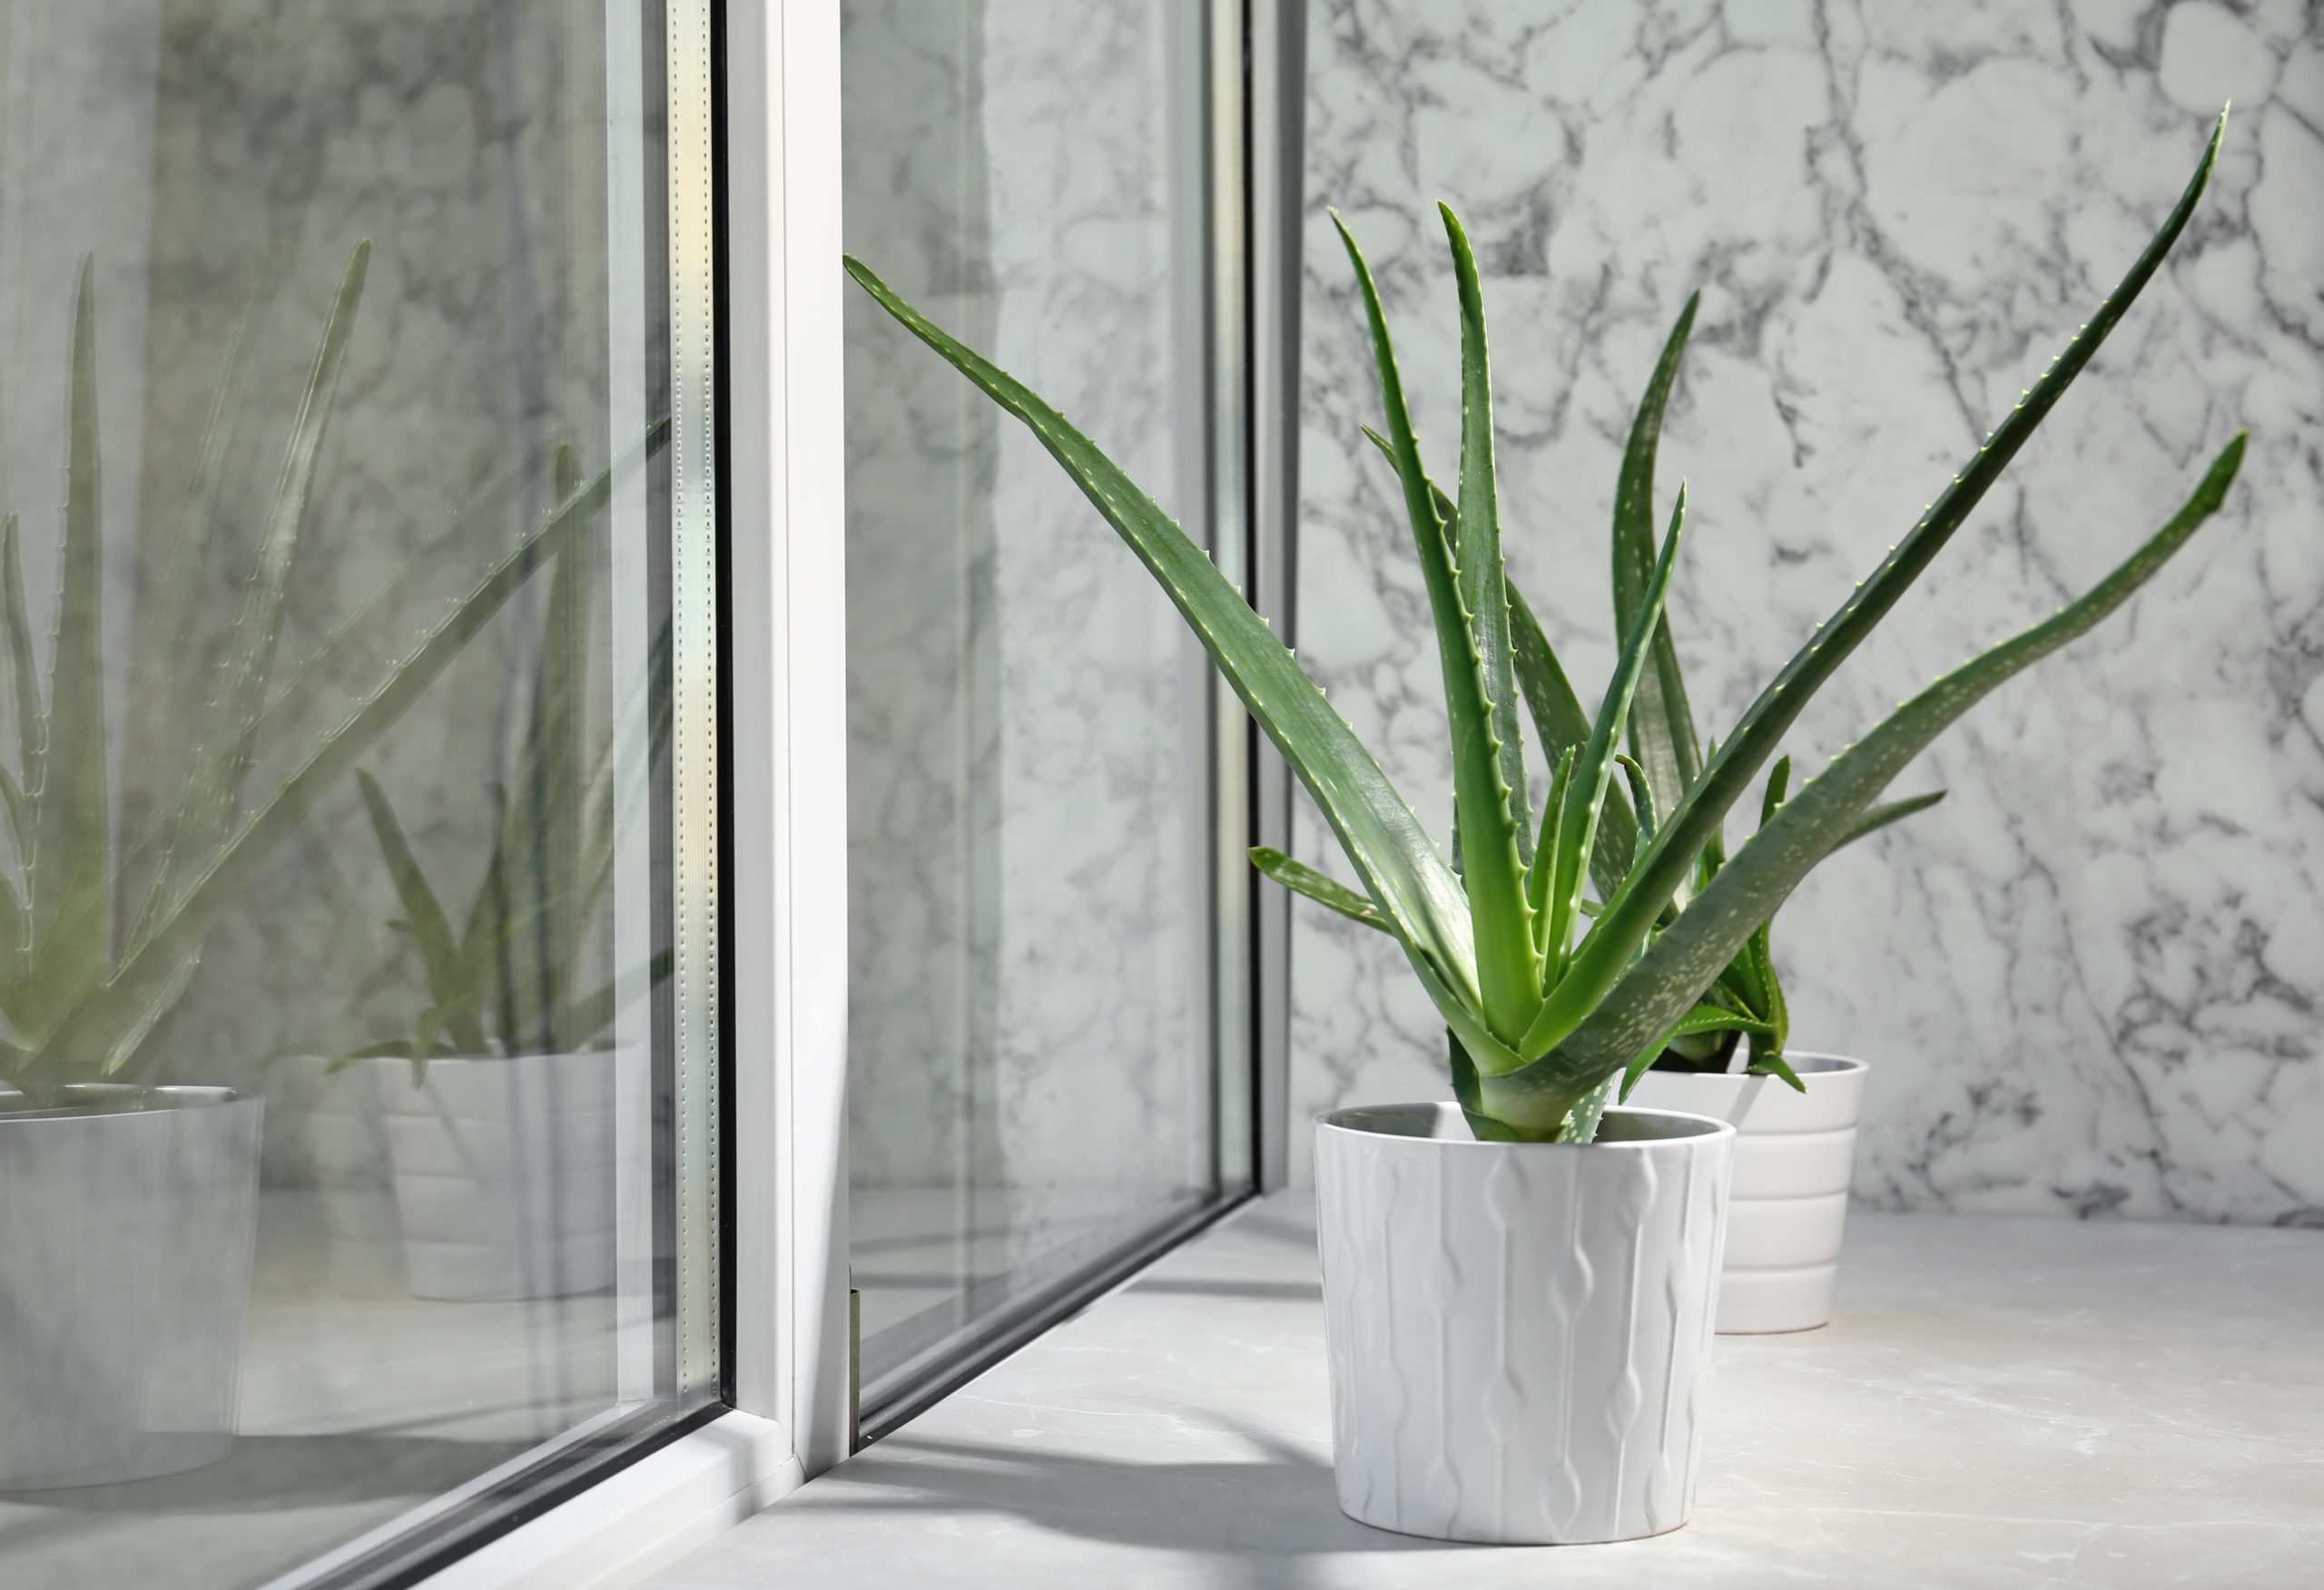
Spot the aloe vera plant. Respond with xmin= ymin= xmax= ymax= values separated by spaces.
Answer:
xmin=846 ymin=113 xmax=2247 ymax=1143
xmin=0 ymin=247 xmax=642 ymax=1108
xmin=349 ymin=448 xmax=673 ymax=1075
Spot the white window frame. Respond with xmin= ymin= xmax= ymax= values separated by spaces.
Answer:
xmin=406 ymin=0 xmax=1305 ymax=1579
xmin=409 ymin=5 xmax=851 ymax=1585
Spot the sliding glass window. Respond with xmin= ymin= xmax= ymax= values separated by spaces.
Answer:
xmin=842 ymin=0 xmax=1253 ymax=1426
xmin=0 ymin=3 xmax=719 ymax=1585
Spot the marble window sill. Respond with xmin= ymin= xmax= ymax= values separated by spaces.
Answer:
xmin=647 ymin=1190 xmax=2323 ymax=1588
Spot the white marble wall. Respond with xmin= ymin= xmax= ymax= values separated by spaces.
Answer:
xmin=1288 ymin=0 xmax=2324 ymax=1224
xmin=843 ymin=0 xmax=1213 ymax=1203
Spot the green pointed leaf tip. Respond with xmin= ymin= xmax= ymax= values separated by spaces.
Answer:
xmin=1441 ymin=203 xmax=1533 ymax=875
xmin=1251 ymin=846 xmax=1391 ymax=935
xmin=1615 ymin=290 xmax=1705 ymax=822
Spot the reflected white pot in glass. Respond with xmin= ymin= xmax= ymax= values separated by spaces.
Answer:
xmin=0 ymin=1086 xmax=263 ymax=1490
xmin=374 ymin=1050 xmax=618 ymax=1300
xmin=1314 ymin=1103 xmax=1733 ymax=1545
xmin=1629 ymin=1053 xmax=1867 ymax=1334
xmin=271 ymin=1056 xmax=401 ymax=1291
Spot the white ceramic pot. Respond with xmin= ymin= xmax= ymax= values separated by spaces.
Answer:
xmin=1629 ymin=1053 xmax=1867 ymax=1334
xmin=0 ymin=1085 xmax=263 ymax=1489
xmin=1314 ymin=1103 xmax=1734 ymax=1545
xmin=374 ymin=1049 xmax=616 ymax=1300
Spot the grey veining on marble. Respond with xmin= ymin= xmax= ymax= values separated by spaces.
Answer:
xmin=1286 ymin=0 xmax=2324 ymax=1222
xmin=841 ymin=0 xmax=1218 ymax=1362
xmin=646 ymin=1190 xmax=2324 ymax=1588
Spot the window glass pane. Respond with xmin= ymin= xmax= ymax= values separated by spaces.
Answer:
xmin=842 ymin=0 xmax=1242 ymax=1410
xmin=0 ymin=4 xmax=715 ymax=1585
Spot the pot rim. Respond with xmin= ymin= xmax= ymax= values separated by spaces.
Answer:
xmin=1316 ymin=1100 xmax=1735 ymax=1150
xmin=0 ymin=1083 xmax=253 ymax=1121
xmin=364 ymin=1044 xmax=628 ymax=1066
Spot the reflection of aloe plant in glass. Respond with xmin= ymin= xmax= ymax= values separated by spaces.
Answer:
xmin=351 ymin=444 xmax=672 ymax=1074
xmin=0 ymin=246 xmax=637 ymax=1107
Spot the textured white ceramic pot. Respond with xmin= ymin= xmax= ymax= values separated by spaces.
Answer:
xmin=1314 ymin=1103 xmax=1734 ymax=1545
xmin=1629 ymin=1053 xmax=1867 ymax=1333
xmin=374 ymin=1049 xmax=616 ymax=1300
xmin=0 ymin=1085 xmax=263 ymax=1489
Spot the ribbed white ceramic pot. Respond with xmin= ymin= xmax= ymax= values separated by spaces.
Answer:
xmin=374 ymin=1049 xmax=617 ymax=1300
xmin=1628 ymin=1053 xmax=1866 ymax=1333
xmin=1314 ymin=1103 xmax=1734 ymax=1545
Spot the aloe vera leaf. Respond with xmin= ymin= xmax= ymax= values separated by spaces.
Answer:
xmin=1537 ymin=114 xmax=2229 ymax=1063
xmin=124 ymin=250 xmax=277 ymax=861
xmin=1835 ymin=789 xmax=1945 ymax=850
xmin=1556 ymin=430 xmax=2247 ymax=1090
xmin=1252 ymin=845 xmax=1391 ymax=934
xmin=131 ymin=244 xmax=371 ymax=957
xmin=1556 ymin=1072 xmax=1618 ymax=1143
xmin=510 ymin=447 xmax=595 ymax=1048
xmin=1443 ymin=207 xmax=1534 ymax=873
xmin=1614 ymin=292 xmax=1705 ymax=820
xmin=354 ymin=769 xmax=485 ymax=1052
xmin=0 ymin=869 xmax=23 ymax=991
xmin=563 ymin=615 xmax=672 ymax=1019
xmin=478 ymin=781 xmax=525 ymax=1054
xmin=845 ymin=257 xmax=1482 ymax=1027
xmin=0 ymin=514 xmax=38 ymax=860
xmin=1507 ymin=579 xmax=1640 ymax=894
xmin=1411 ymin=949 xmax=1525 ymax=1074
xmin=26 ymin=258 xmax=111 ymax=1002
xmin=1744 ymin=920 xmax=1792 ymax=1080
xmin=1614 ymin=751 xmax=1659 ymax=847
xmin=1618 ymin=1001 xmax=1780 ymax=1097
xmin=1761 ymin=753 xmax=1792 ymax=826
xmin=43 ymin=445 xmax=631 ymax=1075
xmin=1526 ymin=745 xmax=1578 ymax=927
xmin=329 ymin=1040 xmax=420 ymax=1073
xmin=409 ymin=1006 xmax=448 ymax=1081
xmin=259 ymin=459 xmax=527 ymax=755
xmin=1746 ymin=1051 xmax=1805 ymax=1092
xmin=455 ymin=458 xmax=615 ymax=1045
xmin=1528 ymin=486 xmax=1687 ymax=1030
xmin=553 ymin=946 xmax=673 ymax=1055
xmin=1714 ymin=755 xmax=1796 ymax=1023
xmin=1336 ymin=214 xmax=1540 ymax=1039
xmin=1360 ymin=424 xmax=1639 ymax=888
